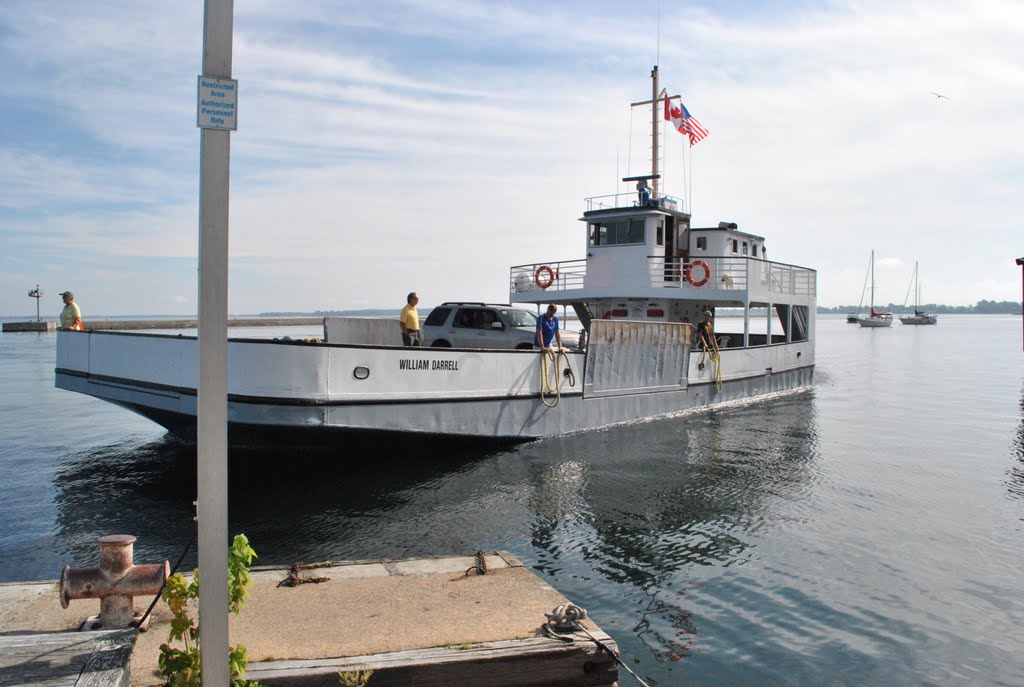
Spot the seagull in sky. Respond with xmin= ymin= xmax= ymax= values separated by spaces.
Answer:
xmin=930 ymin=92 xmax=949 ymax=100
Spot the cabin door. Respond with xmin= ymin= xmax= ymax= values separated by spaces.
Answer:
xmin=663 ymin=217 xmax=677 ymax=281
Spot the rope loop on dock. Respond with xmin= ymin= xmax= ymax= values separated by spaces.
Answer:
xmin=543 ymin=602 xmax=653 ymax=687
xmin=464 ymin=550 xmax=488 ymax=576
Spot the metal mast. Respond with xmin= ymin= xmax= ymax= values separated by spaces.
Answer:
xmin=651 ymin=66 xmax=660 ymax=199
xmin=629 ymin=67 xmax=677 ymax=201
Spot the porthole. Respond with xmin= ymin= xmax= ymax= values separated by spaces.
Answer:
xmin=353 ymin=366 xmax=370 ymax=380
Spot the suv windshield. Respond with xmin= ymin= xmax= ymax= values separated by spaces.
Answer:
xmin=500 ymin=309 xmax=537 ymax=328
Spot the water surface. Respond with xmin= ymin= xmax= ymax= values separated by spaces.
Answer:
xmin=1 ymin=315 xmax=1022 ymax=685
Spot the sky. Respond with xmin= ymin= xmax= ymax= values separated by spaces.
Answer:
xmin=1 ymin=0 xmax=1023 ymax=317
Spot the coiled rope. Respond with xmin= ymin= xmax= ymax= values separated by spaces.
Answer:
xmin=543 ymin=602 xmax=652 ymax=687
xmin=539 ymin=349 xmax=575 ymax=408
xmin=698 ymin=343 xmax=723 ymax=393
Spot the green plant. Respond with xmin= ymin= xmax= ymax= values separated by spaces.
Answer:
xmin=337 ymin=669 xmax=374 ymax=687
xmin=158 ymin=534 xmax=260 ymax=687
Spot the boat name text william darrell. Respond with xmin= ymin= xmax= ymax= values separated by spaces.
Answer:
xmin=399 ymin=359 xmax=460 ymax=371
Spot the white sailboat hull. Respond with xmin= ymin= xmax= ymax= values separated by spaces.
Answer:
xmin=899 ymin=315 xmax=937 ymax=325
xmin=856 ymin=317 xmax=892 ymax=328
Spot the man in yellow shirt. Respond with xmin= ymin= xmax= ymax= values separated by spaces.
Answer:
xmin=59 ymin=291 xmax=84 ymax=330
xmin=399 ymin=292 xmax=421 ymax=346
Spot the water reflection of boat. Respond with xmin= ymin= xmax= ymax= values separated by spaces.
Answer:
xmin=55 ymin=66 xmax=816 ymax=443
xmin=49 ymin=437 xmax=499 ymax=572
xmin=527 ymin=394 xmax=819 ymax=660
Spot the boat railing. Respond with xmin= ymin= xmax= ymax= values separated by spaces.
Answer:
xmin=650 ymin=257 xmax=816 ymax=296
xmin=510 ymin=256 xmax=816 ymax=297
xmin=584 ymin=192 xmax=685 ymax=213
xmin=509 ymin=259 xmax=588 ymax=294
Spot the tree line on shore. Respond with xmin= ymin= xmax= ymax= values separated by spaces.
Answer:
xmin=817 ymin=300 xmax=1021 ymax=315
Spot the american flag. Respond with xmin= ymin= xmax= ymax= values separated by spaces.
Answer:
xmin=664 ymin=97 xmax=709 ymax=146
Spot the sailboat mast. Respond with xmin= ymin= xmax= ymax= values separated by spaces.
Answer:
xmin=651 ymin=66 xmax=660 ymax=198
xmin=916 ymin=263 xmax=922 ymax=310
xmin=870 ymin=249 xmax=875 ymax=311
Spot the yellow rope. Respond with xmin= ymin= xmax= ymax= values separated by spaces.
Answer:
xmin=698 ymin=343 xmax=723 ymax=393
xmin=539 ymin=349 xmax=576 ymax=408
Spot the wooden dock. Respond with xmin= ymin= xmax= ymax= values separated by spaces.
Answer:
xmin=0 ymin=552 xmax=618 ymax=686
xmin=0 ymin=628 xmax=136 ymax=687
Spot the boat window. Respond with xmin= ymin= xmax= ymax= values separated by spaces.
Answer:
xmin=695 ymin=236 xmax=707 ymax=250
xmin=656 ymin=224 xmax=663 ymax=246
xmin=791 ymin=306 xmax=809 ymax=342
xmin=424 ymin=307 xmax=451 ymax=327
xmin=731 ymin=239 xmax=739 ymax=253
xmin=742 ymin=241 xmax=748 ymax=255
xmin=628 ymin=219 xmax=645 ymax=243
xmin=747 ymin=304 xmax=770 ymax=346
xmin=590 ymin=219 xmax=645 ymax=246
xmin=752 ymin=244 xmax=758 ymax=257
xmin=774 ymin=304 xmax=791 ymax=342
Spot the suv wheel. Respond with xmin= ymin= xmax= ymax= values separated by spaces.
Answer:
xmin=431 ymin=340 xmax=452 ymax=348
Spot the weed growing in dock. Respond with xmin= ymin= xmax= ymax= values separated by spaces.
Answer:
xmin=158 ymin=534 xmax=260 ymax=687
xmin=337 ymin=669 xmax=374 ymax=686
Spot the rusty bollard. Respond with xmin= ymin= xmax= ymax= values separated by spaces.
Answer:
xmin=60 ymin=534 xmax=170 ymax=631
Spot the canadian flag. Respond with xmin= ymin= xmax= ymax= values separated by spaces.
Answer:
xmin=664 ymin=93 xmax=709 ymax=147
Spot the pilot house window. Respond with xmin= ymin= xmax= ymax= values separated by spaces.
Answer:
xmin=695 ymin=236 xmax=707 ymax=250
xmin=589 ymin=219 xmax=645 ymax=247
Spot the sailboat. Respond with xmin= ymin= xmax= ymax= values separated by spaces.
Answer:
xmin=857 ymin=249 xmax=892 ymax=328
xmin=846 ymin=254 xmax=871 ymax=323
xmin=899 ymin=261 xmax=937 ymax=325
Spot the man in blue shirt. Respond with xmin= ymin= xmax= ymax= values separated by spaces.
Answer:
xmin=534 ymin=304 xmax=564 ymax=350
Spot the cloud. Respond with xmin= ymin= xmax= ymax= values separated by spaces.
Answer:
xmin=2 ymin=0 xmax=1023 ymax=315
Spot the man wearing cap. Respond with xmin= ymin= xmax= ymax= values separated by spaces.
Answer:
xmin=59 ymin=291 xmax=84 ymax=330
xmin=698 ymin=309 xmax=717 ymax=352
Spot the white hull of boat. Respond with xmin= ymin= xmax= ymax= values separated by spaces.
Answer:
xmin=899 ymin=315 xmax=937 ymax=325
xmin=856 ymin=317 xmax=892 ymax=328
xmin=55 ymin=324 xmax=814 ymax=441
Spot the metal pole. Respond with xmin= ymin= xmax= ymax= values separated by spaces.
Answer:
xmin=651 ymin=66 xmax=659 ymax=199
xmin=198 ymin=1 xmax=233 ymax=685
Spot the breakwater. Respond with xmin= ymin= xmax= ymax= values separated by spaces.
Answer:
xmin=83 ymin=317 xmax=323 ymax=330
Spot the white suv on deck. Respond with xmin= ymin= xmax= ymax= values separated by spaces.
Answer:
xmin=421 ymin=302 xmax=579 ymax=350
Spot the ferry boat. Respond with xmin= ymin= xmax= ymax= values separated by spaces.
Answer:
xmin=55 ymin=67 xmax=816 ymax=443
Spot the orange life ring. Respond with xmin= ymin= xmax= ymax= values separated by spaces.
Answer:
xmin=535 ymin=265 xmax=555 ymax=289
xmin=687 ymin=260 xmax=711 ymax=287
